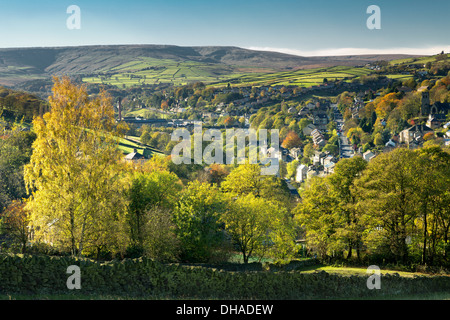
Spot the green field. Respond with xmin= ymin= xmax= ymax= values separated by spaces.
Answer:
xmin=389 ymin=53 xmax=450 ymax=66
xmin=210 ymin=66 xmax=373 ymax=88
xmin=82 ymin=57 xmax=250 ymax=87
xmin=118 ymin=135 xmax=164 ymax=156
xmin=82 ymin=57 xmax=374 ymax=89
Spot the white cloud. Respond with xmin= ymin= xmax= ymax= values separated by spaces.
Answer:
xmin=245 ymin=46 xmax=450 ymax=57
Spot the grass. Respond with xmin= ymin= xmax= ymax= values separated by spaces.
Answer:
xmin=211 ymin=66 xmax=373 ymax=88
xmin=389 ymin=54 xmax=450 ymax=66
xmin=82 ymin=57 xmax=246 ymax=87
xmin=117 ymin=135 xmax=164 ymax=156
xmin=301 ymin=266 xmax=433 ymax=278
xmin=82 ymin=57 xmax=375 ymax=89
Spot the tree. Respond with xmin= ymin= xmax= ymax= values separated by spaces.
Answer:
xmin=126 ymin=170 xmax=181 ymax=250
xmin=24 ymin=77 xmax=129 ymax=258
xmin=173 ymin=181 xmax=231 ymax=263
xmin=0 ymin=127 xmax=34 ymax=214
xmin=298 ymin=118 xmax=312 ymax=132
xmin=222 ymin=194 xmax=294 ymax=263
xmin=286 ymin=160 xmax=299 ymax=180
xmin=221 ymin=163 xmax=291 ymax=206
xmin=223 ymin=116 xmax=234 ymax=128
xmin=374 ymin=133 xmax=384 ymax=146
xmin=354 ymin=148 xmax=419 ymax=263
xmin=0 ymin=200 xmax=30 ymax=253
xmin=414 ymin=147 xmax=450 ymax=264
xmin=295 ymin=177 xmax=339 ymax=260
xmin=161 ymin=100 xmax=169 ymax=111
xmin=328 ymin=156 xmax=367 ymax=260
xmin=303 ymin=143 xmax=315 ymax=159
xmin=281 ymin=131 xmax=302 ymax=150
xmin=142 ymin=206 xmax=180 ymax=262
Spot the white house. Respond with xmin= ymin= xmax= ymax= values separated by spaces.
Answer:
xmin=363 ymin=150 xmax=376 ymax=162
xmin=295 ymin=164 xmax=308 ymax=183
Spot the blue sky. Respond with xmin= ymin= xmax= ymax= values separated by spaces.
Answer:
xmin=0 ymin=0 xmax=449 ymax=56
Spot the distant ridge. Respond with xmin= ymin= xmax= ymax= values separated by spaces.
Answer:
xmin=0 ymin=44 xmax=422 ymax=86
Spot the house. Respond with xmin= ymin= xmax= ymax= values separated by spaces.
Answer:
xmin=303 ymin=123 xmax=317 ymax=136
xmin=312 ymin=152 xmax=326 ymax=166
xmin=384 ymin=139 xmax=396 ymax=152
xmin=311 ymin=129 xmax=326 ymax=147
xmin=299 ymin=107 xmax=309 ymax=117
xmin=288 ymin=107 xmax=297 ymax=114
xmin=305 ymin=102 xmax=316 ymax=110
xmin=324 ymin=161 xmax=336 ymax=175
xmin=399 ymin=125 xmax=434 ymax=145
xmin=307 ymin=168 xmax=318 ymax=180
xmin=124 ymin=149 xmax=145 ymax=162
xmin=322 ymin=154 xmax=335 ymax=166
xmin=313 ymin=113 xmax=328 ymax=130
xmin=426 ymin=114 xmax=445 ymax=129
xmin=363 ymin=150 xmax=376 ymax=162
xmin=295 ymin=164 xmax=308 ymax=183
xmin=289 ymin=147 xmax=302 ymax=160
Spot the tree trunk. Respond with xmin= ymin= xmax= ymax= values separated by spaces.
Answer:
xmin=422 ymin=209 xmax=427 ymax=265
xmin=347 ymin=245 xmax=353 ymax=260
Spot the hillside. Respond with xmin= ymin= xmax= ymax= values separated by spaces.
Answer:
xmin=0 ymin=45 xmax=422 ymax=88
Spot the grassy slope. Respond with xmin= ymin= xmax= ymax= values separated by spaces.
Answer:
xmin=212 ymin=66 xmax=373 ymax=88
xmin=389 ymin=54 xmax=450 ymax=66
xmin=82 ymin=57 xmax=251 ymax=87
xmin=118 ymin=135 xmax=164 ymax=156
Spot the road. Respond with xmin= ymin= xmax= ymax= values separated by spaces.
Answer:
xmin=333 ymin=106 xmax=354 ymax=159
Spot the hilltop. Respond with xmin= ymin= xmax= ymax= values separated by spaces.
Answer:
xmin=0 ymin=44 xmax=421 ymax=89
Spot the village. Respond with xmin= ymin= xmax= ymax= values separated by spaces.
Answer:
xmin=120 ymin=76 xmax=450 ymax=193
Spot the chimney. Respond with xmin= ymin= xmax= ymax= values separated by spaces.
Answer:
xmin=117 ymin=98 xmax=122 ymax=121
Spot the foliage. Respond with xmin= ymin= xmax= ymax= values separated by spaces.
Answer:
xmin=281 ymin=131 xmax=302 ymax=150
xmin=173 ymin=181 xmax=230 ymax=263
xmin=24 ymin=77 xmax=129 ymax=258
xmin=0 ymin=200 xmax=30 ymax=253
xmin=222 ymin=194 xmax=295 ymax=263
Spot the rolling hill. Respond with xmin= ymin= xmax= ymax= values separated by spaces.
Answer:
xmin=0 ymin=44 xmax=422 ymax=89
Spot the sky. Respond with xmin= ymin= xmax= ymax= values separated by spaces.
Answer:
xmin=0 ymin=0 xmax=449 ymax=56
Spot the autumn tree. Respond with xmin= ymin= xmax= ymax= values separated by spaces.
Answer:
xmin=281 ymin=131 xmax=302 ymax=150
xmin=0 ymin=200 xmax=30 ymax=253
xmin=24 ymin=77 xmax=129 ymax=258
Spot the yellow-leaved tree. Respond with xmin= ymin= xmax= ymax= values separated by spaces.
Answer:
xmin=24 ymin=77 xmax=129 ymax=258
